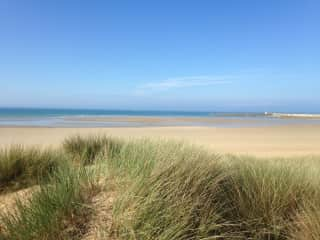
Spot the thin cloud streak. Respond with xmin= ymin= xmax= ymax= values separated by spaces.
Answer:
xmin=135 ymin=75 xmax=233 ymax=93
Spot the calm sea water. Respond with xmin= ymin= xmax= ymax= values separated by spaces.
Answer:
xmin=0 ymin=108 xmax=219 ymax=118
xmin=0 ymin=108 xmax=319 ymax=128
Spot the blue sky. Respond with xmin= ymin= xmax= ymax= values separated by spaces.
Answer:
xmin=0 ymin=0 xmax=319 ymax=112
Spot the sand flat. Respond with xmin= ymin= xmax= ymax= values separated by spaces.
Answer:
xmin=64 ymin=116 xmax=261 ymax=124
xmin=1 ymin=125 xmax=320 ymax=157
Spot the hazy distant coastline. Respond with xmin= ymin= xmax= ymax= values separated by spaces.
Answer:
xmin=266 ymin=112 xmax=320 ymax=119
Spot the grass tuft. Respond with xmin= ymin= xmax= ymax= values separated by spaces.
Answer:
xmin=0 ymin=163 xmax=99 ymax=240
xmin=63 ymin=135 xmax=123 ymax=165
xmin=0 ymin=146 xmax=63 ymax=192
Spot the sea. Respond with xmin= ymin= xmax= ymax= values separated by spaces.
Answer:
xmin=0 ymin=108 xmax=320 ymax=128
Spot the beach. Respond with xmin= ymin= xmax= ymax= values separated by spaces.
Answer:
xmin=1 ymin=124 xmax=320 ymax=157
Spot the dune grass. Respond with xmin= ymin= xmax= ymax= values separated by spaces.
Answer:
xmin=290 ymin=202 xmax=320 ymax=240
xmin=1 ymin=135 xmax=320 ymax=239
xmin=63 ymin=135 xmax=123 ymax=165
xmin=103 ymin=138 xmax=320 ymax=239
xmin=0 ymin=146 xmax=64 ymax=193
xmin=0 ymin=163 xmax=99 ymax=240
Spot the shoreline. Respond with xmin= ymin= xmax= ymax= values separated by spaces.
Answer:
xmin=1 ymin=115 xmax=320 ymax=128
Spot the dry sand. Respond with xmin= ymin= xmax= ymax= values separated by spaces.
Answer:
xmin=1 ymin=125 xmax=320 ymax=157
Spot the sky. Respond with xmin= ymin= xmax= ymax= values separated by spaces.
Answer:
xmin=0 ymin=0 xmax=319 ymax=112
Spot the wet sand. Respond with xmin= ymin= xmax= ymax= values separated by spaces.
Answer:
xmin=64 ymin=116 xmax=260 ymax=124
xmin=1 ymin=125 xmax=320 ymax=157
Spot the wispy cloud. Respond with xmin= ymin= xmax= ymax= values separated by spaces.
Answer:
xmin=135 ymin=75 xmax=233 ymax=94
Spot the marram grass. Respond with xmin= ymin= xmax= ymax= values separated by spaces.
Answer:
xmin=0 ymin=146 xmax=64 ymax=193
xmin=0 ymin=135 xmax=320 ymax=240
xmin=63 ymin=135 xmax=123 ymax=165
xmin=0 ymin=163 xmax=99 ymax=240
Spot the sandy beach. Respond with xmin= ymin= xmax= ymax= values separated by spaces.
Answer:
xmin=1 ymin=124 xmax=320 ymax=157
